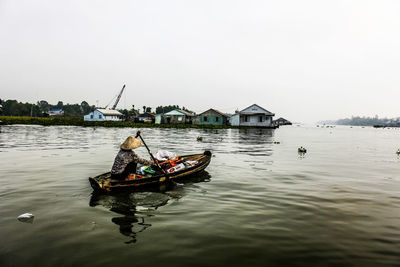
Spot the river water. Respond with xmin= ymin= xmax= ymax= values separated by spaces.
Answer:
xmin=0 ymin=125 xmax=400 ymax=266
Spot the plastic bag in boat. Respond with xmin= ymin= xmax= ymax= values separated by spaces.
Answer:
xmin=153 ymin=150 xmax=177 ymax=161
xmin=185 ymin=160 xmax=198 ymax=167
xmin=137 ymin=166 xmax=156 ymax=175
xmin=166 ymin=163 xmax=186 ymax=173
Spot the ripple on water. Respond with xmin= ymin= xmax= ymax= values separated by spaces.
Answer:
xmin=1 ymin=125 xmax=400 ymax=266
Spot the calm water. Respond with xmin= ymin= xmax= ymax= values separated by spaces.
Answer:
xmin=1 ymin=125 xmax=400 ymax=266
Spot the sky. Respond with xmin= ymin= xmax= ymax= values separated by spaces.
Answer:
xmin=1 ymin=0 xmax=400 ymax=123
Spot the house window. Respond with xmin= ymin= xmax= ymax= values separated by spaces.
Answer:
xmin=259 ymin=116 xmax=263 ymax=122
xmin=99 ymin=115 xmax=102 ymax=119
xmin=90 ymin=115 xmax=93 ymax=119
xmin=215 ymin=117 xmax=219 ymax=122
xmin=245 ymin=115 xmax=249 ymax=122
xmin=204 ymin=116 xmax=208 ymax=122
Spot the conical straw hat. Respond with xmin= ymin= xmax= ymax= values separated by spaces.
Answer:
xmin=120 ymin=136 xmax=142 ymax=150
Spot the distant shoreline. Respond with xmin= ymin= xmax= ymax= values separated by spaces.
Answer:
xmin=0 ymin=116 xmax=278 ymax=130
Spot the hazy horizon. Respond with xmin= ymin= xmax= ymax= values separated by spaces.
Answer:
xmin=1 ymin=0 xmax=400 ymax=123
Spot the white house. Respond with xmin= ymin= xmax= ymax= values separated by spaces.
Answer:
xmin=230 ymin=104 xmax=275 ymax=127
xmin=84 ymin=109 xmax=124 ymax=122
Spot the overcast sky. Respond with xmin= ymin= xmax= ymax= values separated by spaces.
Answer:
xmin=1 ymin=0 xmax=400 ymax=123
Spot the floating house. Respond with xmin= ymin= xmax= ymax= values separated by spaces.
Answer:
xmin=138 ymin=112 xmax=155 ymax=123
xmin=155 ymin=114 xmax=165 ymax=124
xmin=273 ymin=117 xmax=292 ymax=126
xmin=163 ymin=109 xmax=195 ymax=124
xmin=84 ymin=109 xmax=124 ymax=122
xmin=127 ymin=111 xmax=139 ymax=122
xmin=230 ymin=104 xmax=275 ymax=128
xmin=44 ymin=108 xmax=64 ymax=117
xmin=196 ymin=109 xmax=229 ymax=126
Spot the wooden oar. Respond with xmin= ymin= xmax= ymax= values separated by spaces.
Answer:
xmin=135 ymin=131 xmax=169 ymax=181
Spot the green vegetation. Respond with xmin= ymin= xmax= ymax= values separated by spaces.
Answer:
xmin=155 ymin=105 xmax=192 ymax=114
xmin=119 ymin=105 xmax=140 ymax=120
xmin=0 ymin=99 xmax=194 ymax=119
xmin=0 ymin=116 xmax=232 ymax=129
xmin=1 ymin=99 xmax=95 ymax=117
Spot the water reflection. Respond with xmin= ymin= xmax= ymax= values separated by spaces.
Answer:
xmin=89 ymin=171 xmax=211 ymax=244
xmin=235 ymin=128 xmax=275 ymax=156
xmin=111 ymin=215 xmax=151 ymax=244
xmin=3 ymin=125 xmax=400 ymax=265
xmin=237 ymin=128 xmax=274 ymax=143
xmin=298 ymin=151 xmax=307 ymax=159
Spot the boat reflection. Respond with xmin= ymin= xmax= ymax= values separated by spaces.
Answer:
xmin=110 ymin=210 xmax=151 ymax=244
xmin=89 ymin=188 xmax=171 ymax=244
xmin=89 ymin=171 xmax=211 ymax=244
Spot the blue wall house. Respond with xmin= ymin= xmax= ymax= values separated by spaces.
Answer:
xmin=155 ymin=114 xmax=165 ymax=124
xmin=164 ymin=109 xmax=195 ymax=124
xmin=230 ymin=104 xmax=275 ymax=128
xmin=196 ymin=108 xmax=229 ymax=126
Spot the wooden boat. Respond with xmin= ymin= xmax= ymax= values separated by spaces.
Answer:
xmin=89 ymin=151 xmax=212 ymax=192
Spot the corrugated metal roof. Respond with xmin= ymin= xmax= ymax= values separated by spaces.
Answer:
xmin=138 ymin=113 xmax=155 ymax=118
xmin=165 ymin=109 xmax=194 ymax=116
xmin=177 ymin=109 xmax=194 ymax=116
xmin=240 ymin=104 xmax=275 ymax=116
xmin=97 ymin=109 xmax=123 ymax=116
xmin=198 ymin=108 xmax=228 ymax=117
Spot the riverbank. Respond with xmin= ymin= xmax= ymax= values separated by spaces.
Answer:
xmin=0 ymin=116 xmax=279 ymax=129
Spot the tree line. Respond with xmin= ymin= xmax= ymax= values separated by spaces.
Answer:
xmin=0 ymin=99 xmax=193 ymax=118
xmin=336 ymin=116 xmax=394 ymax=126
xmin=0 ymin=99 xmax=95 ymax=117
xmin=321 ymin=116 xmax=399 ymax=126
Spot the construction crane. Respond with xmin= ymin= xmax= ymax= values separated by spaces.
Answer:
xmin=105 ymin=84 xmax=126 ymax=110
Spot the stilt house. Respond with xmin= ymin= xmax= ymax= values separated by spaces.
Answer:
xmin=196 ymin=109 xmax=229 ymax=126
xmin=230 ymin=104 xmax=275 ymax=127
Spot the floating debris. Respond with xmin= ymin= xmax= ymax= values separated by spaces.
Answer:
xmin=197 ymin=136 xmax=203 ymax=142
xmin=273 ymin=141 xmax=280 ymax=144
xmin=298 ymin=147 xmax=307 ymax=153
xmin=17 ymin=213 xmax=34 ymax=223
xmin=396 ymin=149 xmax=400 ymax=155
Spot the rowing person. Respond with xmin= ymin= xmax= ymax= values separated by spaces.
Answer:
xmin=111 ymin=135 xmax=154 ymax=180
